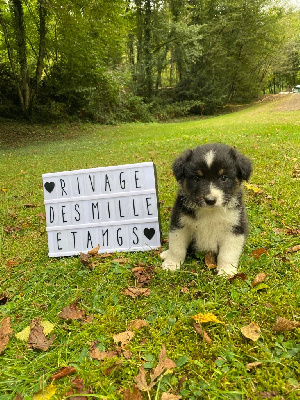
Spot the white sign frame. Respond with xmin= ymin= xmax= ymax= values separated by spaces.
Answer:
xmin=42 ymin=162 xmax=161 ymax=257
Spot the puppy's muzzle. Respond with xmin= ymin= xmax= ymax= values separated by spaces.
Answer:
xmin=204 ymin=196 xmax=217 ymax=206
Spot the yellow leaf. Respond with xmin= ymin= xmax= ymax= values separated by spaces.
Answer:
xmin=244 ymin=182 xmax=261 ymax=193
xmin=241 ymin=322 xmax=261 ymax=341
xmin=191 ymin=312 xmax=224 ymax=324
xmin=16 ymin=320 xmax=55 ymax=342
xmin=33 ymin=384 xmax=57 ymax=399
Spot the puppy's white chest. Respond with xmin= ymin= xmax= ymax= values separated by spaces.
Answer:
xmin=181 ymin=207 xmax=240 ymax=252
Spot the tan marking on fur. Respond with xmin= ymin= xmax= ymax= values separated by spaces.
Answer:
xmin=197 ymin=169 xmax=204 ymax=176
xmin=218 ymin=169 xmax=225 ymax=176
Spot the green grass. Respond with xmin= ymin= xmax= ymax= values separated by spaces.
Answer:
xmin=0 ymin=96 xmax=299 ymax=399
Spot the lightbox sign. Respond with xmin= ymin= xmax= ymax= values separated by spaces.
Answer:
xmin=42 ymin=162 xmax=161 ymax=257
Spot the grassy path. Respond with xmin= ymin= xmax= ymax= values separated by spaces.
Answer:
xmin=0 ymin=97 xmax=299 ymax=399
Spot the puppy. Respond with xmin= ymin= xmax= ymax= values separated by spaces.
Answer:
xmin=160 ymin=143 xmax=252 ymax=275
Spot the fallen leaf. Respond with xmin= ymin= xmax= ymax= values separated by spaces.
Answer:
xmin=123 ymin=386 xmax=143 ymax=400
xmin=257 ymin=391 xmax=278 ymax=398
xmin=252 ymin=272 xmax=268 ymax=287
xmin=134 ymin=366 xmax=154 ymax=391
xmin=241 ymin=322 xmax=261 ymax=341
xmin=104 ymin=360 xmax=123 ymax=376
xmin=246 ymin=361 xmax=263 ymax=371
xmin=251 ymin=248 xmax=268 ymax=259
xmin=0 ymin=316 xmax=13 ymax=354
xmin=132 ymin=266 xmax=154 ymax=287
xmin=193 ymin=323 xmax=212 ymax=344
xmin=127 ymin=319 xmax=149 ymax=331
xmin=65 ymin=376 xmax=92 ymax=398
xmin=6 ymin=259 xmax=20 ymax=268
xmin=28 ymin=317 xmax=55 ymax=351
xmin=272 ymin=317 xmax=300 ymax=332
xmin=113 ymin=258 xmax=129 ymax=264
xmin=80 ymin=252 xmax=91 ymax=267
xmin=288 ymin=244 xmax=300 ymax=253
xmin=113 ymin=330 xmax=135 ymax=348
xmin=88 ymin=244 xmax=100 ymax=255
xmin=51 ymin=366 xmax=76 ymax=381
xmin=150 ymin=345 xmax=176 ymax=383
xmin=228 ymin=272 xmax=247 ymax=282
xmin=32 ymin=384 xmax=57 ymax=399
xmin=122 ymin=287 xmax=151 ymax=298
xmin=204 ymin=251 xmax=217 ymax=269
xmin=89 ymin=341 xmax=118 ymax=360
xmin=180 ymin=287 xmax=189 ymax=293
xmin=244 ymin=182 xmax=262 ymax=194
xmin=13 ymin=394 xmax=23 ymax=400
xmin=134 ymin=345 xmax=176 ymax=392
xmin=0 ymin=292 xmax=8 ymax=305
xmin=191 ymin=312 xmax=224 ymax=325
xmin=161 ymin=393 xmax=182 ymax=400
xmin=58 ymin=302 xmax=86 ymax=320
xmin=16 ymin=320 xmax=54 ymax=342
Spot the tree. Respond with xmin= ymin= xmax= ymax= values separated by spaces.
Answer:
xmin=0 ymin=0 xmax=47 ymax=116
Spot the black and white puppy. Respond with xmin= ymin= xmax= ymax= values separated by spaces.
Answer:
xmin=160 ymin=143 xmax=252 ymax=275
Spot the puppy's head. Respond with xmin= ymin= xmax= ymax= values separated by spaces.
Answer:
xmin=173 ymin=143 xmax=252 ymax=207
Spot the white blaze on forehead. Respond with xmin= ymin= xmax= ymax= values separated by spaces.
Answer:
xmin=204 ymin=150 xmax=216 ymax=167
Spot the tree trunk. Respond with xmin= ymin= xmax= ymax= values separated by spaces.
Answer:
xmin=11 ymin=0 xmax=31 ymax=114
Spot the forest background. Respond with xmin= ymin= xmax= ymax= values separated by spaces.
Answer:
xmin=0 ymin=0 xmax=300 ymax=123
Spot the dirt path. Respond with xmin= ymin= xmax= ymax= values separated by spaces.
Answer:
xmin=270 ymin=93 xmax=300 ymax=111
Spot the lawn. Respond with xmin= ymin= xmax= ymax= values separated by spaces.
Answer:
xmin=0 ymin=96 xmax=299 ymax=399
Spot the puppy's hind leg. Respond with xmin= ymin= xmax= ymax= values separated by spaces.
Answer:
xmin=161 ymin=227 xmax=191 ymax=271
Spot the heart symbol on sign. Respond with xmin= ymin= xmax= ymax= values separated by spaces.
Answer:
xmin=144 ymin=228 xmax=155 ymax=240
xmin=44 ymin=182 xmax=55 ymax=193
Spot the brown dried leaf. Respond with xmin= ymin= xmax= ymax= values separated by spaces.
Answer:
xmin=251 ymin=248 xmax=268 ymax=259
xmin=113 ymin=330 xmax=135 ymax=348
xmin=150 ymin=345 xmax=176 ymax=383
xmin=180 ymin=287 xmax=189 ymax=293
xmin=134 ymin=366 xmax=154 ymax=391
xmin=252 ymin=272 xmax=268 ymax=287
xmin=123 ymin=386 xmax=143 ymax=400
xmin=127 ymin=319 xmax=149 ymax=331
xmin=104 ymin=360 xmax=122 ymax=376
xmin=0 ymin=316 xmax=13 ymax=354
xmin=288 ymin=244 xmax=300 ymax=253
xmin=204 ymin=251 xmax=217 ymax=269
xmin=228 ymin=272 xmax=247 ymax=282
xmin=132 ymin=266 xmax=154 ymax=287
xmin=0 ymin=292 xmax=8 ymax=305
xmin=241 ymin=322 xmax=261 ymax=342
xmin=51 ymin=366 xmax=76 ymax=381
xmin=80 ymin=252 xmax=92 ymax=267
xmin=161 ymin=394 xmax=182 ymax=400
xmin=122 ymin=287 xmax=151 ymax=298
xmin=257 ymin=391 xmax=278 ymax=398
xmin=6 ymin=259 xmax=20 ymax=268
xmin=13 ymin=394 xmax=23 ymax=400
xmin=89 ymin=342 xmax=118 ymax=360
xmin=58 ymin=302 xmax=86 ymax=320
xmin=113 ymin=258 xmax=129 ymax=264
xmin=193 ymin=323 xmax=212 ymax=344
xmin=65 ymin=376 xmax=92 ymax=399
xmin=28 ymin=317 xmax=55 ymax=351
xmin=88 ymin=244 xmax=100 ymax=256
xmin=272 ymin=317 xmax=300 ymax=332
xmin=246 ymin=361 xmax=263 ymax=371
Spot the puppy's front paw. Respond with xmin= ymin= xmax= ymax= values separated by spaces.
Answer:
xmin=217 ymin=264 xmax=237 ymax=276
xmin=162 ymin=258 xmax=181 ymax=271
xmin=160 ymin=250 xmax=169 ymax=260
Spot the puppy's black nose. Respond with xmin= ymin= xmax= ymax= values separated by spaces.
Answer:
xmin=204 ymin=197 xmax=217 ymax=206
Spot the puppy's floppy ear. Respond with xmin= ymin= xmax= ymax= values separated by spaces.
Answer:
xmin=230 ymin=148 xmax=252 ymax=181
xmin=172 ymin=149 xmax=193 ymax=181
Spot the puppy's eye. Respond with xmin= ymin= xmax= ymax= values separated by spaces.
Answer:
xmin=220 ymin=174 xmax=228 ymax=182
xmin=193 ymin=175 xmax=202 ymax=181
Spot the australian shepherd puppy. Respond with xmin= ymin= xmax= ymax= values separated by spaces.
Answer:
xmin=160 ymin=143 xmax=252 ymax=275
